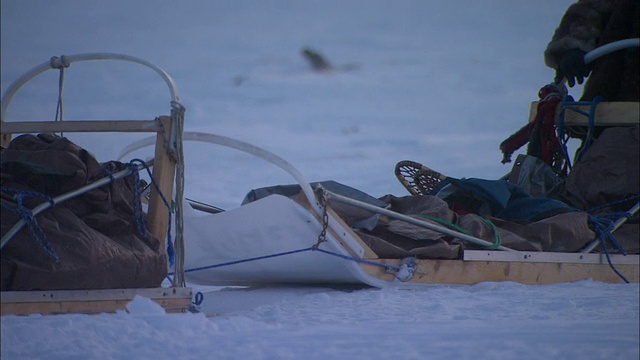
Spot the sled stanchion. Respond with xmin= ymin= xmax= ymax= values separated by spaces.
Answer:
xmin=322 ymin=190 xmax=516 ymax=251
xmin=147 ymin=116 xmax=176 ymax=256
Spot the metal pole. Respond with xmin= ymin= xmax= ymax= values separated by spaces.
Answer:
xmin=1 ymin=52 xmax=181 ymax=121
xmin=323 ymin=190 xmax=516 ymax=252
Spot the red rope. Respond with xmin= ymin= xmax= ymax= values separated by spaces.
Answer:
xmin=500 ymin=84 xmax=566 ymax=175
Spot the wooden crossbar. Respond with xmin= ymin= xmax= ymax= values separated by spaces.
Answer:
xmin=1 ymin=120 xmax=162 ymax=135
xmin=528 ymin=101 xmax=639 ymax=126
xmin=1 ymin=287 xmax=193 ymax=315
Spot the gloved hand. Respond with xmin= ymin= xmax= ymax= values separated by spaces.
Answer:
xmin=555 ymin=48 xmax=590 ymax=87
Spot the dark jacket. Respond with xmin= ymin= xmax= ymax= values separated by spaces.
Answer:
xmin=544 ymin=0 xmax=639 ymax=101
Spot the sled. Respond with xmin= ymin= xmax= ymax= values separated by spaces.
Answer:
xmin=115 ymin=131 xmax=637 ymax=289
xmin=1 ymin=53 xmax=192 ymax=315
xmin=173 ymin=40 xmax=640 ymax=288
xmin=181 ymin=188 xmax=638 ymax=287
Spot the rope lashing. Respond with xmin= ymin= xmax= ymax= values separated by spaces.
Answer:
xmin=50 ymin=56 xmax=70 ymax=136
xmin=589 ymin=215 xmax=629 ymax=283
xmin=180 ymin=246 xmax=406 ymax=279
xmin=560 ymin=96 xmax=606 ymax=163
xmin=49 ymin=55 xmax=70 ymax=70
xmin=188 ymin=291 xmax=205 ymax=313
xmin=181 ymin=247 xmax=316 ymax=273
xmin=313 ymin=248 xmax=402 ymax=274
xmin=599 ymin=239 xmax=629 ymax=284
xmin=0 ymin=187 xmax=59 ymax=262
xmin=129 ymin=158 xmax=175 ymax=267
xmin=170 ymin=100 xmax=187 ymax=288
xmin=99 ymin=161 xmax=147 ymax=238
xmin=585 ymin=197 xmax=639 ymax=255
xmin=588 ymin=215 xmax=627 ymax=255
xmin=585 ymin=197 xmax=640 ymax=284
xmin=0 ymin=158 xmax=173 ymax=263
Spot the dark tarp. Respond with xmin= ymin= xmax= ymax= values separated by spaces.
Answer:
xmin=242 ymin=182 xmax=603 ymax=259
xmin=339 ymin=193 xmax=635 ymax=259
xmin=434 ymin=177 xmax=575 ymax=221
xmin=558 ymin=127 xmax=640 ymax=212
xmin=243 ymin=126 xmax=638 ymax=259
xmin=1 ymin=134 xmax=167 ymax=291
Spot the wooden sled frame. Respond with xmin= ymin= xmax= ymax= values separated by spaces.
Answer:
xmin=164 ymin=132 xmax=637 ymax=288
xmin=0 ymin=53 xmax=192 ymax=315
xmin=528 ymin=101 xmax=639 ymax=127
xmin=320 ymin=191 xmax=639 ymax=286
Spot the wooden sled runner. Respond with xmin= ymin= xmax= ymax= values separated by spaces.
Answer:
xmin=1 ymin=53 xmax=192 ymax=315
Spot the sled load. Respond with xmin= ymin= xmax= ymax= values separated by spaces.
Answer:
xmin=1 ymin=54 xmax=192 ymax=314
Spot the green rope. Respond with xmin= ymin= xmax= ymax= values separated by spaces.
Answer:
xmin=417 ymin=214 xmax=502 ymax=250
xmin=478 ymin=217 xmax=502 ymax=250
xmin=417 ymin=214 xmax=471 ymax=235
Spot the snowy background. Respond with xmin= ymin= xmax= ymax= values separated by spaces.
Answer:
xmin=1 ymin=1 xmax=638 ymax=359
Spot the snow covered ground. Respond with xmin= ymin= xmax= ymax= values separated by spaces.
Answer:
xmin=2 ymin=282 xmax=638 ymax=360
xmin=1 ymin=1 xmax=638 ymax=359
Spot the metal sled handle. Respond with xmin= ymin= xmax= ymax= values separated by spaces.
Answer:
xmin=584 ymin=38 xmax=639 ymax=64
xmin=1 ymin=52 xmax=181 ymax=120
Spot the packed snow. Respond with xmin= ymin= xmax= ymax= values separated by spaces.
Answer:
xmin=1 ymin=1 xmax=638 ymax=359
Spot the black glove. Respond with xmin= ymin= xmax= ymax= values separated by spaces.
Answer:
xmin=555 ymin=48 xmax=590 ymax=87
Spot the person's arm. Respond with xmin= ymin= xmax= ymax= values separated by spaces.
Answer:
xmin=544 ymin=0 xmax=613 ymax=86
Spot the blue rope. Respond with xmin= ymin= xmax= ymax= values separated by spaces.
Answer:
xmin=587 ymin=213 xmax=632 ymax=283
xmin=598 ymin=231 xmax=629 ymax=284
xmin=313 ymin=248 xmax=401 ymax=273
xmin=561 ymin=96 xmax=606 ymax=163
xmin=1 ymin=187 xmax=60 ymax=262
xmin=588 ymin=215 xmax=627 ymax=255
xmin=188 ymin=291 xmax=205 ymax=313
xmin=179 ymin=247 xmax=315 ymax=274
xmin=585 ymin=195 xmax=638 ymax=260
xmin=578 ymin=96 xmax=605 ymax=161
xmin=128 ymin=158 xmax=175 ymax=267
xmin=100 ymin=162 xmax=147 ymax=239
xmin=176 ymin=245 xmax=401 ymax=276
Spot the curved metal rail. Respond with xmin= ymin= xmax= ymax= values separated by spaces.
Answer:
xmin=1 ymin=52 xmax=181 ymax=120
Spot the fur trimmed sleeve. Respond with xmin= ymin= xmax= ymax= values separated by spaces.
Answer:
xmin=544 ymin=0 xmax=614 ymax=69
